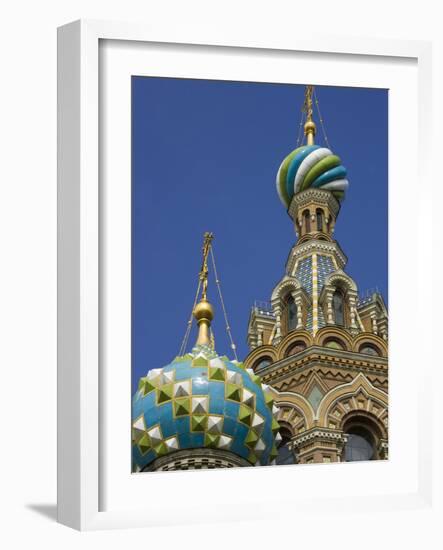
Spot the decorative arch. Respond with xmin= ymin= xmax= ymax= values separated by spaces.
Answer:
xmin=277 ymin=330 xmax=313 ymax=360
xmin=243 ymin=345 xmax=278 ymax=371
xmin=324 ymin=270 xmax=358 ymax=292
xmin=318 ymin=271 xmax=359 ymax=329
xmin=314 ymin=326 xmax=354 ymax=351
xmin=352 ymin=333 xmax=388 ymax=357
xmin=276 ymin=418 xmax=295 ymax=437
xmin=340 ymin=407 xmax=388 ymax=461
xmin=252 ymin=356 xmax=273 ymax=371
xmin=271 ymin=277 xmax=310 ymax=337
xmin=341 ymin=409 xmax=387 ymax=441
xmin=285 ymin=340 xmax=307 ymax=358
xmin=271 ymin=389 xmax=315 ymax=431
xmin=317 ymin=373 xmax=388 ymax=429
xmin=271 ymin=276 xmax=301 ymax=303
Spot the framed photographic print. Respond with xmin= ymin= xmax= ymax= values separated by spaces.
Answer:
xmin=58 ymin=20 xmax=434 ymax=532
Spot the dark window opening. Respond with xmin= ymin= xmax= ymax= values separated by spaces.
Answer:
xmin=359 ymin=344 xmax=380 ymax=356
xmin=303 ymin=210 xmax=311 ymax=233
xmin=316 ymin=209 xmax=324 ymax=232
xmin=286 ymin=341 xmax=306 ymax=357
xmin=275 ymin=430 xmax=295 ymax=465
xmin=254 ymin=356 xmax=272 ymax=371
xmin=286 ymin=295 xmax=297 ymax=332
xmin=324 ymin=338 xmax=345 ymax=350
xmin=344 ymin=426 xmax=376 ymax=462
xmin=333 ymin=289 xmax=345 ymax=326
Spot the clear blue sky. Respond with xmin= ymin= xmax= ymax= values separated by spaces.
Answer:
xmin=132 ymin=77 xmax=388 ymax=392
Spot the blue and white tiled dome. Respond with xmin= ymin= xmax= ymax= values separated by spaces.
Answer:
xmin=132 ymin=344 xmax=280 ymax=471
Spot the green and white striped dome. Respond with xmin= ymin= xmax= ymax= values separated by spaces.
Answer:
xmin=276 ymin=144 xmax=349 ymax=208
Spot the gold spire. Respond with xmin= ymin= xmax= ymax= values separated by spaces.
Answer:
xmin=193 ymin=232 xmax=214 ymax=346
xmin=303 ymin=85 xmax=316 ymax=146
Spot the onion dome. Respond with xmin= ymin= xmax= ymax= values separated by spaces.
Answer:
xmin=132 ymin=232 xmax=281 ymax=471
xmin=276 ymin=145 xmax=349 ymax=207
xmin=132 ymin=344 xmax=280 ymax=471
xmin=276 ymin=85 xmax=349 ymax=208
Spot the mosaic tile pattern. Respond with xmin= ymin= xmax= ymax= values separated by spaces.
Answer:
xmin=317 ymin=255 xmax=336 ymax=329
xmin=132 ymin=344 xmax=280 ymax=471
xmin=317 ymin=255 xmax=335 ymax=291
xmin=296 ymin=256 xmax=314 ymax=330
xmin=306 ymin=310 xmax=314 ymax=331
xmin=295 ymin=256 xmax=313 ymax=293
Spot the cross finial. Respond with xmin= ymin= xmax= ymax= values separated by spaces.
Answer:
xmin=199 ymin=231 xmax=214 ymax=301
xmin=194 ymin=232 xmax=215 ymax=347
xmin=303 ymin=85 xmax=316 ymax=145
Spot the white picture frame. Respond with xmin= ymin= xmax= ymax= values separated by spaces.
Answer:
xmin=57 ymin=19 xmax=435 ymax=532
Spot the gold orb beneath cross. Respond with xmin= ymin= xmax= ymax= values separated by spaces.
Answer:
xmin=193 ymin=299 xmax=214 ymax=322
xmin=304 ymin=120 xmax=316 ymax=134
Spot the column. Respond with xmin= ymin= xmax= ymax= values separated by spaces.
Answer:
xmin=312 ymin=254 xmax=319 ymax=334
xmin=326 ymin=289 xmax=334 ymax=324
xmin=371 ymin=314 xmax=378 ymax=335
xmin=257 ymin=326 xmax=263 ymax=347
xmin=293 ymin=292 xmax=303 ymax=329
xmin=273 ymin=304 xmax=282 ymax=343
xmin=348 ymin=291 xmax=358 ymax=330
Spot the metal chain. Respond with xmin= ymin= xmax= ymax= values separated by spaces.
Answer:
xmin=296 ymin=106 xmax=305 ymax=148
xmin=178 ymin=277 xmax=202 ymax=356
xmin=313 ymin=88 xmax=332 ymax=149
xmin=209 ymin=246 xmax=238 ymax=361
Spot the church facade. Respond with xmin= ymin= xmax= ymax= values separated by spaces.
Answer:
xmin=245 ymin=87 xmax=388 ymax=465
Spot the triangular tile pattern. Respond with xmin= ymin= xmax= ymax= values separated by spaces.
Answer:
xmin=132 ymin=345 xmax=281 ymax=471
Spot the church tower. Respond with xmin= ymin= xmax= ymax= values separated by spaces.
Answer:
xmin=245 ymin=86 xmax=389 ymax=464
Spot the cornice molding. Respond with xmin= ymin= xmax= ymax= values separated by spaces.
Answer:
xmin=288 ymin=188 xmax=341 ymax=219
xmin=286 ymin=239 xmax=348 ymax=274
xmin=257 ymin=346 xmax=388 ymax=385
xmin=269 ymin=367 xmax=388 ymax=394
xmin=293 ymin=427 xmax=345 ymax=447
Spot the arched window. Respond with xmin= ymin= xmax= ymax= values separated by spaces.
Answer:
xmin=286 ymin=295 xmax=297 ymax=332
xmin=359 ymin=344 xmax=380 ymax=356
xmin=253 ymin=356 xmax=272 ymax=371
xmin=333 ymin=289 xmax=345 ymax=326
xmin=275 ymin=428 xmax=295 ymax=465
xmin=316 ymin=209 xmax=324 ymax=232
xmin=324 ymin=338 xmax=345 ymax=350
xmin=285 ymin=341 xmax=306 ymax=357
xmin=303 ymin=209 xmax=311 ymax=233
xmin=344 ymin=426 xmax=376 ymax=462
